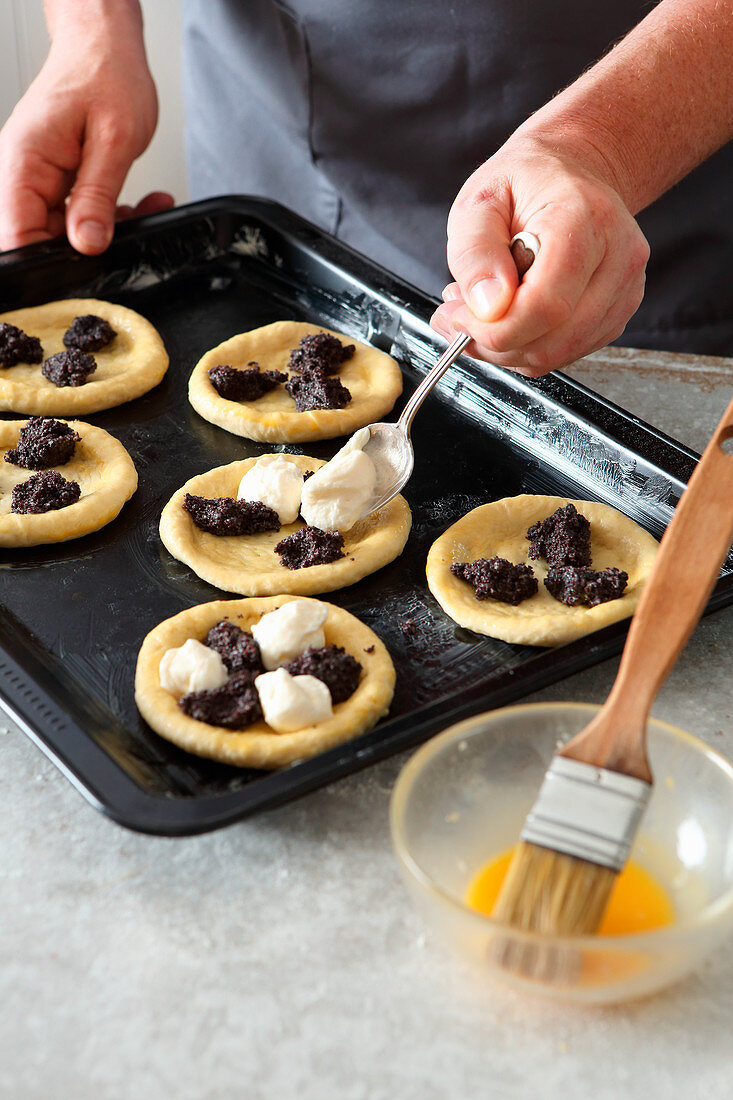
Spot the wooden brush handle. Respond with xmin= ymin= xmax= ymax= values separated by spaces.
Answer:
xmin=563 ymin=394 xmax=733 ymax=779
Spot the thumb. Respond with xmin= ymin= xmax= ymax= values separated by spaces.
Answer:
xmin=65 ymin=121 xmax=132 ymax=254
xmin=447 ymin=197 xmax=518 ymax=323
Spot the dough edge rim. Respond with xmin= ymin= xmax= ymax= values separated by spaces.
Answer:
xmin=134 ymin=594 xmax=396 ymax=768
xmin=188 ymin=320 xmax=403 ymax=442
xmin=0 ymin=297 xmax=169 ymax=414
xmin=158 ymin=453 xmax=412 ymax=596
xmin=0 ymin=417 xmax=138 ymax=546
xmin=426 ymin=494 xmax=659 ymax=647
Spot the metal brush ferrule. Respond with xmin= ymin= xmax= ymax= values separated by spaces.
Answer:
xmin=520 ymin=757 xmax=652 ymax=872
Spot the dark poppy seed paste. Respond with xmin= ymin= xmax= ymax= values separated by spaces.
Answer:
xmin=179 ymin=670 xmax=262 ymax=729
xmin=285 ymin=370 xmax=352 ymax=412
xmin=4 ymin=417 xmax=80 ymax=469
xmin=62 ymin=314 xmax=117 ymax=353
xmin=544 ymin=565 xmax=629 ymax=606
xmin=287 ymin=332 xmax=355 ymax=375
xmin=275 ymin=525 xmax=345 ymax=568
xmin=285 ymin=644 xmax=362 ymax=704
xmin=526 ymin=503 xmax=592 ymax=567
xmin=11 ymin=470 xmax=81 ymax=514
xmin=183 ymin=493 xmax=281 ymax=536
xmin=41 ymin=349 xmax=97 ymax=387
xmin=450 ymin=557 xmax=538 ymax=605
xmin=208 ymin=364 xmax=287 ymax=402
xmin=0 ymin=322 xmax=43 ymax=368
xmin=203 ymin=619 xmax=264 ymax=674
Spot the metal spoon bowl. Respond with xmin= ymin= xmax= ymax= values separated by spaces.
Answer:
xmin=360 ymin=331 xmax=471 ymax=514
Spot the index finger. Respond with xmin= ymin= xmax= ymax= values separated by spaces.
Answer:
xmin=0 ymin=152 xmax=74 ymax=250
xmin=0 ymin=181 xmax=57 ymax=250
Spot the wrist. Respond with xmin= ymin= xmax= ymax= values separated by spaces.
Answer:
xmin=511 ymin=0 xmax=733 ymax=217
xmin=45 ymin=0 xmax=145 ymax=58
xmin=514 ymin=110 xmax=640 ymax=213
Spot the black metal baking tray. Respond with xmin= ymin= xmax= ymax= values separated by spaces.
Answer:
xmin=2 ymin=197 xmax=732 ymax=835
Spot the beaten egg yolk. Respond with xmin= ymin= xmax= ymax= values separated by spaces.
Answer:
xmin=466 ymin=847 xmax=674 ymax=934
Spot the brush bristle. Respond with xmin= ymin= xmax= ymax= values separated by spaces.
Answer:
xmin=492 ymin=841 xmax=618 ymax=936
xmin=487 ymin=842 xmax=618 ymax=985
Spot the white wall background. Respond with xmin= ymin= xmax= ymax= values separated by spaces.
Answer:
xmin=0 ymin=0 xmax=189 ymax=206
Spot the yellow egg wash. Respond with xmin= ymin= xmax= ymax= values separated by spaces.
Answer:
xmin=467 ymin=848 xmax=674 ymax=934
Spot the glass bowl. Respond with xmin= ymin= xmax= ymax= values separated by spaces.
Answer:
xmin=390 ymin=703 xmax=733 ymax=1004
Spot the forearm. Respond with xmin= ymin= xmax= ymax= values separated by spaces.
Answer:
xmin=44 ymin=0 xmax=145 ymax=56
xmin=518 ymin=0 xmax=733 ymax=214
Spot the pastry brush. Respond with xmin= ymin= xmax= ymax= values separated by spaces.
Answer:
xmin=491 ymin=394 xmax=733 ymax=963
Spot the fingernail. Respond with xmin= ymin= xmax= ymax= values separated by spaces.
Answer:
xmin=469 ymin=277 xmax=502 ymax=321
xmin=77 ymin=219 xmax=110 ymax=250
xmin=442 ymin=283 xmax=461 ymax=302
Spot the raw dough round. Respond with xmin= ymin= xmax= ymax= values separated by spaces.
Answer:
xmin=159 ymin=452 xmax=412 ymax=595
xmin=135 ymin=594 xmax=396 ymax=768
xmin=0 ymin=418 xmax=138 ymax=547
xmin=0 ymin=298 xmax=168 ymax=415
xmin=426 ymin=494 xmax=659 ymax=647
xmin=188 ymin=320 xmax=403 ymax=442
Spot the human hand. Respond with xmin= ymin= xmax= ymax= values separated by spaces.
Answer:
xmin=430 ymin=133 xmax=650 ymax=376
xmin=0 ymin=29 xmax=171 ymax=254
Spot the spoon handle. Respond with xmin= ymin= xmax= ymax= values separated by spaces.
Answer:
xmin=398 ymin=234 xmax=539 ymax=435
xmin=397 ymin=331 xmax=471 ymax=434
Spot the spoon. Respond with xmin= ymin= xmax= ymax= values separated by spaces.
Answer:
xmin=358 ymin=232 xmax=538 ymax=517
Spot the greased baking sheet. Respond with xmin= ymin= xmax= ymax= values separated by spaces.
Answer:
xmin=1 ymin=197 xmax=731 ymax=835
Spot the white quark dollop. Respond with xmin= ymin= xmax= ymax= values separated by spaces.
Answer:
xmin=159 ymin=638 xmax=228 ymax=697
xmin=255 ymin=667 xmax=333 ymax=732
xmin=251 ymin=600 xmax=329 ymax=670
xmin=237 ymin=454 xmax=305 ymax=524
xmin=300 ymin=427 xmax=376 ymax=532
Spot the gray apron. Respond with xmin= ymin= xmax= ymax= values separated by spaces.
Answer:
xmin=183 ymin=0 xmax=733 ymax=354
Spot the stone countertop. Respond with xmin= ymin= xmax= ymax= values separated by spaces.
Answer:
xmin=2 ymin=350 xmax=732 ymax=1100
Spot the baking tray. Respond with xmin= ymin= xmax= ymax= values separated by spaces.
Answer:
xmin=2 ymin=196 xmax=732 ymax=836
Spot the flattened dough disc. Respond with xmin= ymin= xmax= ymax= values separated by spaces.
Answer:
xmin=426 ymin=494 xmax=659 ymax=646
xmin=135 ymin=594 xmax=396 ymax=768
xmin=159 ymin=453 xmax=412 ymax=596
xmin=0 ymin=418 xmax=138 ymax=547
xmin=0 ymin=298 xmax=168 ymax=415
xmin=188 ymin=320 xmax=403 ymax=443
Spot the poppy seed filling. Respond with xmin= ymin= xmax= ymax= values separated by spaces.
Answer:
xmin=285 ymin=370 xmax=352 ymax=412
xmin=450 ymin=557 xmax=539 ymax=604
xmin=275 ymin=525 xmax=345 ymax=568
xmin=208 ymin=364 xmax=287 ymax=402
xmin=41 ymin=349 xmax=97 ymax=387
xmin=203 ymin=619 xmax=264 ymax=674
xmin=526 ymin=502 xmax=592 ymax=567
xmin=0 ymin=322 xmax=43 ymax=368
xmin=179 ymin=670 xmax=263 ymax=729
xmin=284 ymin=644 xmax=362 ymax=704
xmin=287 ymin=332 xmax=355 ymax=375
xmin=544 ymin=565 xmax=629 ymax=606
xmin=62 ymin=314 xmax=117 ymax=353
xmin=11 ymin=470 xmax=81 ymax=514
xmin=183 ymin=493 xmax=281 ymax=536
xmin=4 ymin=417 xmax=80 ymax=469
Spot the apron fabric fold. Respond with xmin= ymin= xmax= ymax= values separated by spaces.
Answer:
xmin=184 ymin=0 xmax=733 ymax=354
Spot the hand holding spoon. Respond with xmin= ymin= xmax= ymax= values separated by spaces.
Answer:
xmin=356 ymin=233 xmax=539 ymax=518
